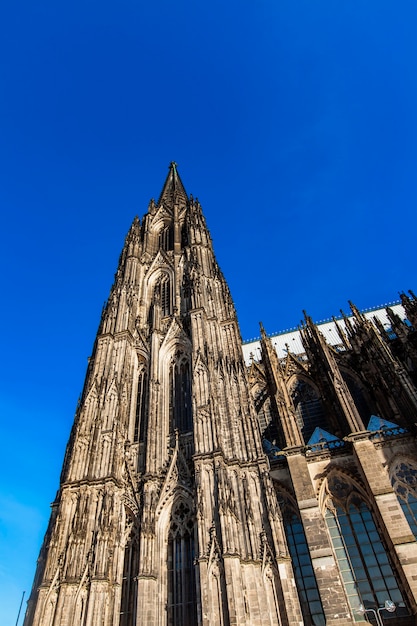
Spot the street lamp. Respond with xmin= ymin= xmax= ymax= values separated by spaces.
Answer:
xmin=355 ymin=604 xmax=382 ymax=626
xmin=378 ymin=600 xmax=396 ymax=623
xmin=356 ymin=600 xmax=396 ymax=625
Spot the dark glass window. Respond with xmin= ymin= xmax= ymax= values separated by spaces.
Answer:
xmin=391 ymin=461 xmax=417 ymax=538
xmin=291 ymin=379 xmax=327 ymax=442
xmin=171 ymin=357 xmax=192 ymax=432
xmin=134 ymin=367 xmax=148 ymax=443
xmin=160 ymin=275 xmax=171 ymax=317
xmin=342 ymin=371 xmax=373 ymax=423
xmin=167 ymin=501 xmax=197 ymax=626
xmin=119 ymin=515 xmax=139 ymax=626
xmin=277 ymin=493 xmax=325 ymax=626
xmin=159 ymin=225 xmax=173 ymax=251
xmin=255 ymin=390 xmax=279 ymax=443
xmin=325 ymin=476 xmax=408 ymax=620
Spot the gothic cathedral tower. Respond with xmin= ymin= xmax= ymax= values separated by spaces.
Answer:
xmin=24 ymin=164 xmax=303 ymax=626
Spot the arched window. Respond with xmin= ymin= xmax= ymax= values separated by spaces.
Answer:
xmin=342 ymin=371 xmax=373 ymax=423
xmin=391 ymin=461 xmax=417 ymax=538
xmin=160 ymin=275 xmax=171 ymax=317
xmin=325 ymin=474 xmax=408 ymax=620
xmin=167 ymin=500 xmax=197 ymax=626
xmin=119 ymin=512 xmax=139 ymax=626
xmin=291 ymin=379 xmax=327 ymax=442
xmin=254 ymin=393 xmax=280 ymax=451
xmin=151 ymin=274 xmax=171 ymax=319
xmin=170 ymin=355 xmax=192 ymax=433
xmin=277 ymin=492 xmax=325 ymax=626
xmin=159 ymin=224 xmax=173 ymax=251
xmin=134 ymin=366 xmax=148 ymax=443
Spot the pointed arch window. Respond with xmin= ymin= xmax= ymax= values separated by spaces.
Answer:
xmin=255 ymin=388 xmax=279 ymax=444
xmin=291 ymin=379 xmax=328 ymax=442
xmin=119 ymin=512 xmax=139 ymax=626
xmin=391 ymin=461 xmax=417 ymax=538
xmin=160 ymin=274 xmax=171 ymax=317
xmin=170 ymin=355 xmax=192 ymax=433
xmin=277 ymin=492 xmax=325 ymax=626
xmin=325 ymin=475 xmax=408 ymax=620
xmin=159 ymin=224 xmax=173 ymax=251
xmin=167 ymin=501 xmax=197 ymax=626
xmin=342 ymin=371 xmax=373 ymax=423
xmin=134 ymin=365 xmax=148 ymax=443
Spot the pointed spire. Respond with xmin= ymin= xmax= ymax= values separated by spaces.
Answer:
xmin=332 ymin=316 xmax=350 ymax=350
xmin=348 ymin=301 xmax=364 ymax=323
xmin=157 ymin=161 xmax=189 ymax=209
xmin=400 ymin=290 xmax=417 ymax=328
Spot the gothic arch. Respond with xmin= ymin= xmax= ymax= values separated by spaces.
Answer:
xmin=288 ymin=375 xmax=328 ymax=443
xmin=158 ymin=223 xmax=174 ymax=252
xmin=320 ymin=469 xmax=409 ymax=618
xmin=155 ymin=492 xmax=197 ymax=626
xmin=318 ymin=468 xmax=368 ymax=513
xmin=145 ymin=254 xmax=174 ymax=312
xmin=148 ymin=212 xmax=173 ymax=254
xmin=339 ymin=366 xmax=375 ymax=423
xmin=147 ymin=270 xmax=173 ymax=318
xmin=131 ymin=355 xmax=149 ymax=443
xmin=155 ymin=330 xmax=193 ymax=445
xmin=119 ymin=507 xmax=139 ymax=626
xmin=389 ymin=456 xmax=417 ymax=538
xmin=165 ymin=350 xmax=193 ymax=435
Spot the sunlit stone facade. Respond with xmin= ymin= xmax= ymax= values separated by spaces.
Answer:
xmin=25 ymin=166 xmax=417 ymax=625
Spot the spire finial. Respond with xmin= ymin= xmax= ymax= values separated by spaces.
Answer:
xmin=157 ymin=162 xmax=188 ymax=207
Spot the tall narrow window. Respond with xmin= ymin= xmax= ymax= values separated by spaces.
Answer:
xmin=291 ymin=379 xmax=328 ymax=442
xmin=160 ymin=275 xmax=171 ymax=317
xmin=277 ymin=493 xmax=325 ymax=626
xmin=134 ymin=367 xmax=148 ymax=443
xmin=342 ymin=371 xmax=373 ymax=423
xmin=119 ymin=514 xmax=139 ymax=626
xmin=159 ymin=225 xmax=173 ymax=251
xmin=391 ymin=461 xmax=417 ymax=538
xmin=171 ymin=356 xmax=192 ymax=432
xmin=256 ymin=392 xmax=280 ymax=445
xmin=325 ymin=475 xmax=408 ymax=620
xmin=167 ymin=501 xmax=197 ymax=626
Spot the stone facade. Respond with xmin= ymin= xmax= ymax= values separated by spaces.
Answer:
xmin=24 ymin=165 xmax=417 ymax=625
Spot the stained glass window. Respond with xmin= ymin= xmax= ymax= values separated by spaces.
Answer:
xmin=278 ymin=493 xmax=325 ymax=626
xmin=167 ymin=501 xmax=197 ymax=626
xmin=325 ymin=475 xmax=408 ymax=621
xmin=391 ymin=461 xmax=417 ymax=538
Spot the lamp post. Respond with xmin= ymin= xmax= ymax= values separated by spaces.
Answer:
xmin=355 ymin=604 xmax=383 ymax=626
xmin=377 ymin=600 xmax=396 ymax=624
xmin=355 ymin=600 xmax=396 ymax=625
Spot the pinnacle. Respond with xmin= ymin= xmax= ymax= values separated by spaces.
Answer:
xmin=157 ymin=162 xmax=189 ymax=208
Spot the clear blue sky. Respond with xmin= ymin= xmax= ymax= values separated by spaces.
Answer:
xmin=1 ymin=0 xmax=416 ymax=622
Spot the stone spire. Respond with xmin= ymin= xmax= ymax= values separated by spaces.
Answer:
xmin=24 ymin=166 xmax=302 ymax=626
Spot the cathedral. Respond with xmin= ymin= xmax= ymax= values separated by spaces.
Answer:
xmin=24 ymin=164 xmax=417 ymax=626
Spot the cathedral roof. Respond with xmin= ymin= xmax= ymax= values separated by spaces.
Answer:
xmin=242 ymin=302 xmax=405 ymax=365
